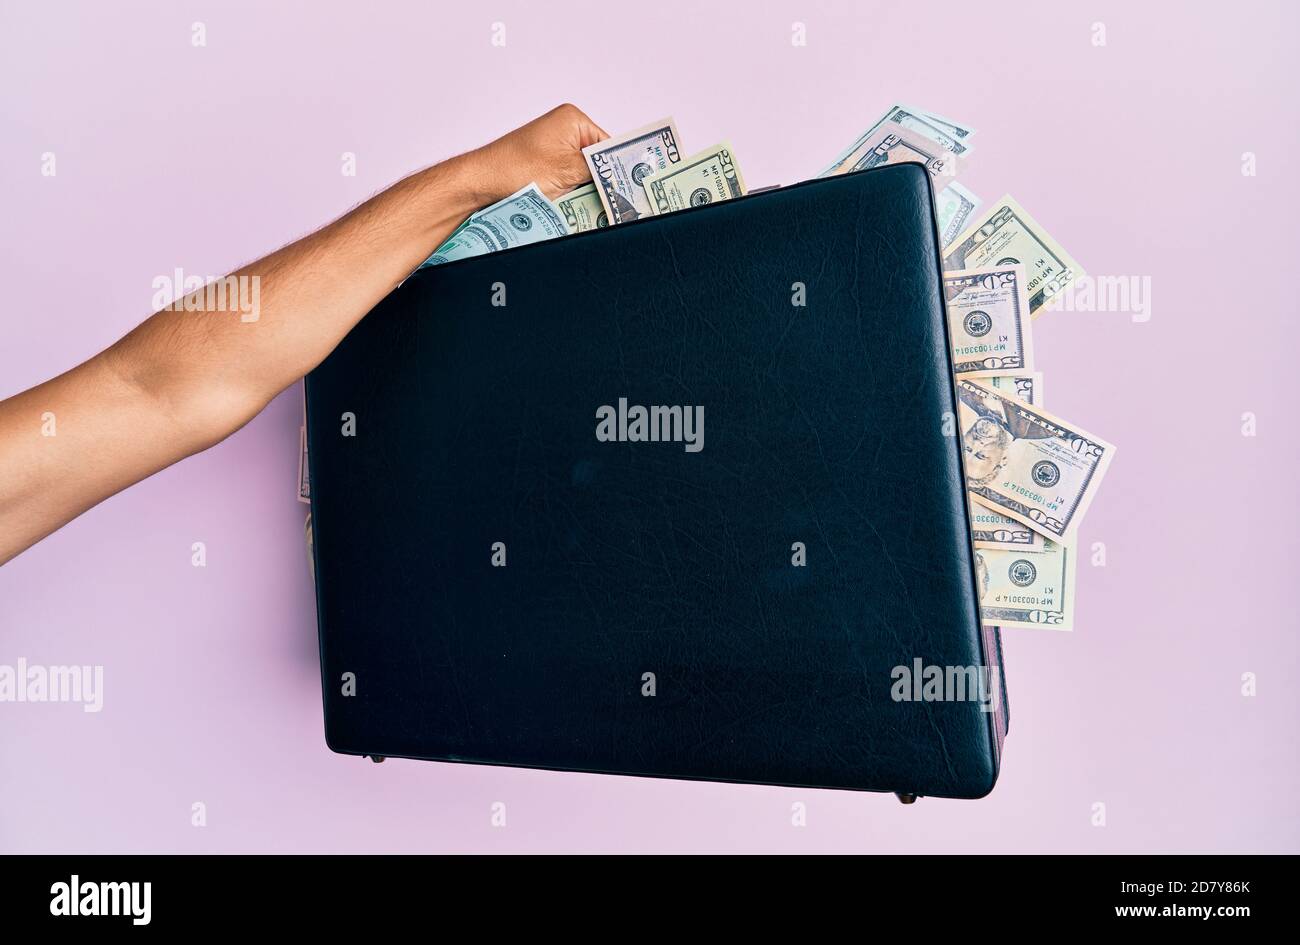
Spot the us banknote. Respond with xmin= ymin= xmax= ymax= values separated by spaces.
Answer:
xmin=971 ymin=502 xmax=1045 ymax=552
xmin=944 ymin=264 xmax=1035 ymax=376
xmin=642 ymin=144 xmax=747 ymax=215
xmin=957 ymin=378 xmax=1115 ymax=544
xmin=423 ymin=224 xmax=499 ymax=264
xmin=582 ymin=118 xmax=682 ymax=224
xmin=819 ymin=104 xmax=975 ymax=176
xmin=976 ymin=539 xmax=1074 ymax=631
xmin=935 ymin=182 xmax=981 ymax=248
xmin=968 ymin=373 xmax=1045 ymax=551
xmin=983 ymin=371 xmax=1042 ymax=406
xmin=943 ymin=195 xmax=1084 ymax=317
xmin=818 ymin=124 xmax=961 ymax=180
xmin=304 ymin=512 xmax=314 ymax=582
xmin=905 ymin=105 xmax=977 ymax=149
xmin=297 ymin=425 xmax=310 ymax=504
xmin=423 ymin=183 xmax=568 ymax=266
xmin=555 ymin=182 xmax=608 ymax=232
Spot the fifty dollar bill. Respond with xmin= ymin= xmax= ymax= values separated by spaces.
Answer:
xmin=819 ymin=104 xmax=975 ymax=176
xmin=642 ymin=143 xmax=747 ymax=215
xmin=943 ymin=195 xmax=1084 ymax=317
xmin=582 ymin=118 xmax=682 ymax=224
xmin=818 ymin=124 xmax=961 ymax=181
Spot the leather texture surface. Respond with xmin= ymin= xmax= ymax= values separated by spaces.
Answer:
xmin=306 ymin=163 xmax=1004 ymax=798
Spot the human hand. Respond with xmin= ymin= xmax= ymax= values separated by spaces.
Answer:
xmin=464 ymin=103 xmax=608 ymax=202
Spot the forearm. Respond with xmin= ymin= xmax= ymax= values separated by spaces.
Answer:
xmin=0 ymin=153 xmax=492 ymax=563
xmin=0 ymin=103 xmax=605 ymax=565
xmin=108 ymin=152 xmax=495 ymax=433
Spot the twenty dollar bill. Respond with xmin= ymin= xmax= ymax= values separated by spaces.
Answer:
xmin=944 ymin=264 xmax=1035 ymax=376
xmin=983 ymin=371 xmax=1043 ymax=407
xmin=976 ymin=539 xmax=1075 ymax=631
xmin=957 ymin=378 xmax=1115 ymax=544
xmin=969 ymin=372 xmax=1045 ymax=551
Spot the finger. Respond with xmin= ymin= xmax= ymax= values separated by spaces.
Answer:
xmin=571 ymin=117 xmax=606 ymax=150
xmin=551 ymin=103 xmax=606 ymax=148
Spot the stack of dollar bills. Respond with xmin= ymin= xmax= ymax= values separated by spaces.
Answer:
xmin=821 ymin=106 xmax=1114 ymax=631
xmin=416 ymin=117 xmax=744 ymax=264
xmin=302 ymin=105 xmax=1112 ymax=632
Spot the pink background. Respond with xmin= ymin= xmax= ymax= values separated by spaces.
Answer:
xmin=1 ymin=0 xmax=1296 ymax=853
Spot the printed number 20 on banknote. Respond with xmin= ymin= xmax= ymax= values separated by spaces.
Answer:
xmin=944 ymin=264 xmax=1034 ymax=376
xmin=957 ymin=378 xmax=1115 ymax=544
xmin=976 ymin=539 xmax=1075 ymax=631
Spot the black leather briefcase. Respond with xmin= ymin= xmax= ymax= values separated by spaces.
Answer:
xmin=306 ymin=163 xmax=1008 ymax=800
